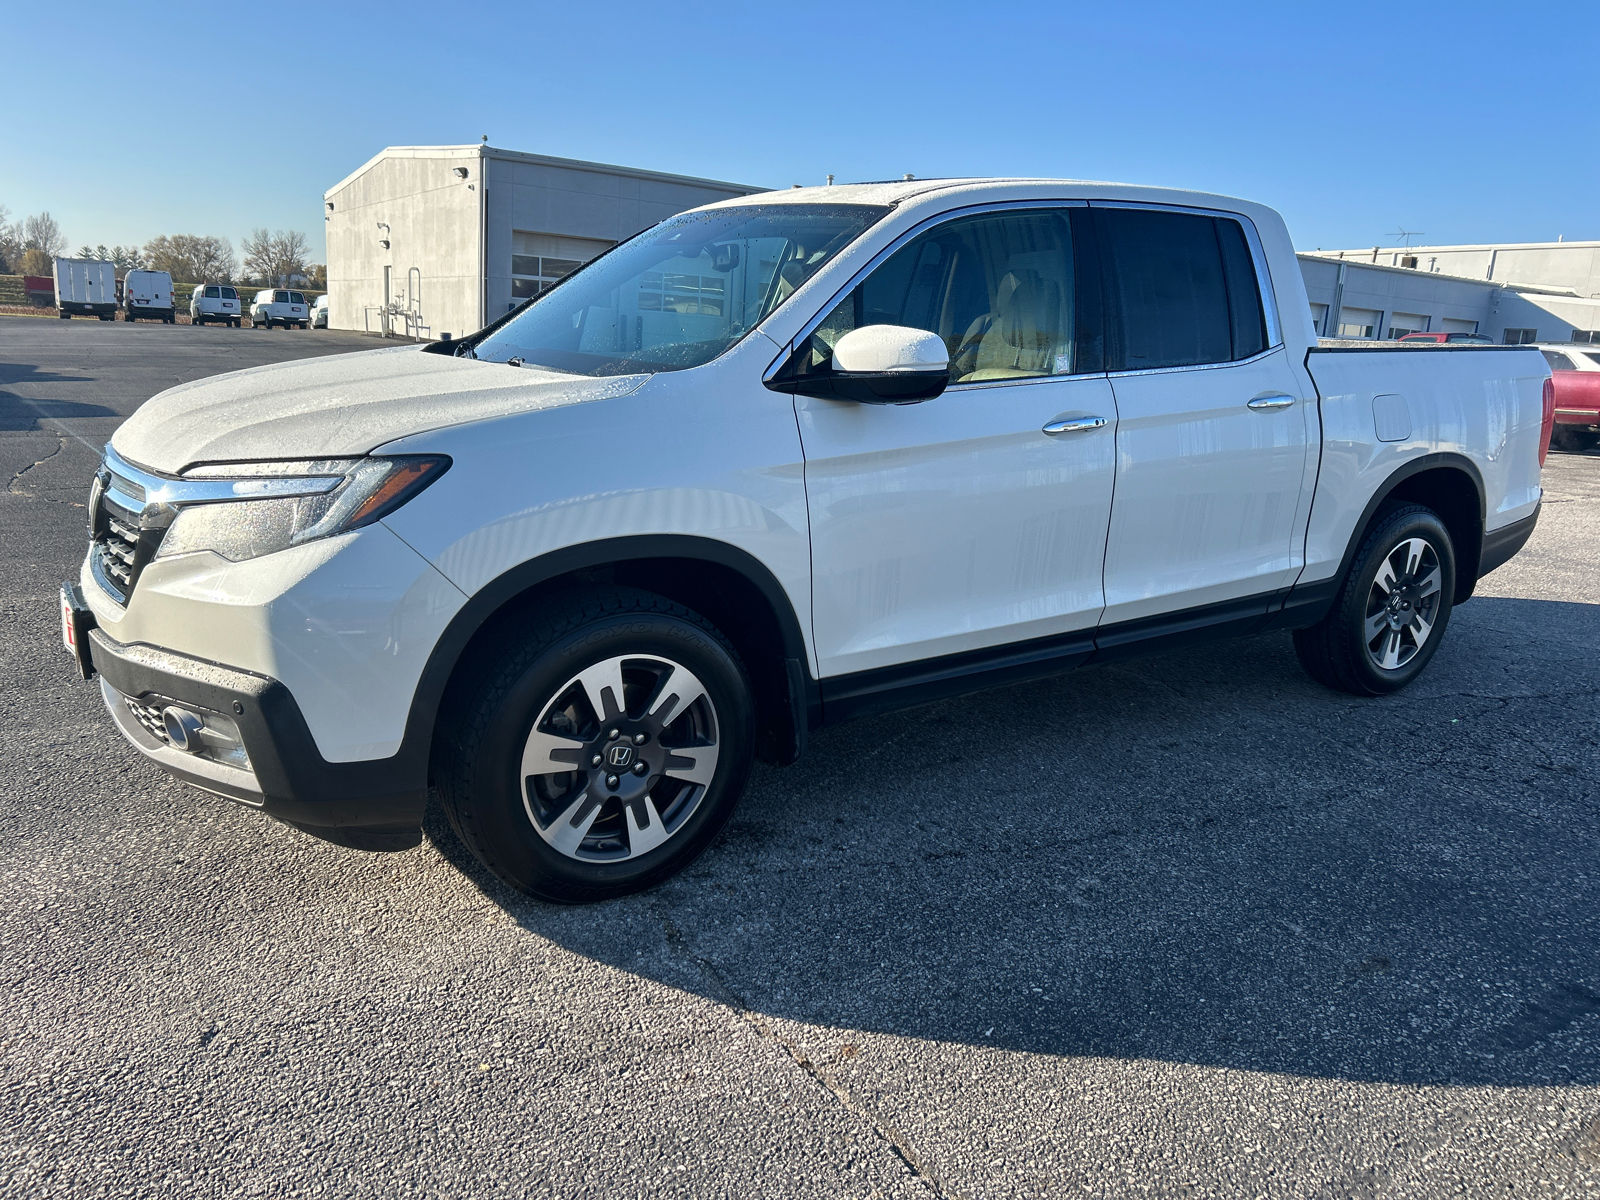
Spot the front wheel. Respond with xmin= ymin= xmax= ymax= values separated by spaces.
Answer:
xmin=436 ymin=588 xmax=755 ymax=903
xmin=1294 ymin=503 xmax=1457 ymax=696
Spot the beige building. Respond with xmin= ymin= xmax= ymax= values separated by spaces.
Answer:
xmin=323 ymin=145 xmax=763 ymax=341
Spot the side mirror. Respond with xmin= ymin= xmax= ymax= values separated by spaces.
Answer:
xmin=789 ymin=325 xmax=950 ymax=404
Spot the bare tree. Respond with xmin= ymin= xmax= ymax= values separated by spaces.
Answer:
xmin=144 ymin=234 xmax=235 ymax=283
xmin=241 ymin=228 xmax=310 ymax=286
xmin=21 ymin=212 xmax=66 ymax=258
xmin=0 ymin=205 xmax=20 ymax=274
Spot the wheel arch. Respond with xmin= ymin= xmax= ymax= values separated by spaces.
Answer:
xmin=406 ymin=536 xmax=817 ymax=780
xmin=1339 ymin=453 xmax=1487 ymax=606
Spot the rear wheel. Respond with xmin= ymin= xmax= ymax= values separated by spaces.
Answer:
xmin=436 ymin=587 xmax=755 ymax=903
xmin=1293 ymin=504 xmax=1456 ymax=696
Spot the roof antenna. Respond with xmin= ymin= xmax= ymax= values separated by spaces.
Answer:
xmin=1391 ymin=227 xmax=1425 ymax=247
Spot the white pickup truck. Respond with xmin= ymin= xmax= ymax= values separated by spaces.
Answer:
xmin=62 ymin=179 xmax=1554 ymax=902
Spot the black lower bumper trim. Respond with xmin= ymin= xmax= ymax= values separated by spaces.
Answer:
xmin=1479 ymin=505 xmax=1540 ymax=580
xmin=87 ymin=630 xmax=426 ymax=844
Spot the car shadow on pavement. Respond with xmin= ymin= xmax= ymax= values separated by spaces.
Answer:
xmin=0 ymin=389 xmax=115 ymax=432
xmin=427 ymin=595 xmax=1600 ymax=1089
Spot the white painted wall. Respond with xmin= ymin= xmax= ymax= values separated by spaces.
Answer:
xmin=325 ymin=145 xmax=764 ymax=341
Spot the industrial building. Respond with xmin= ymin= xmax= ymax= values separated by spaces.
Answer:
xmin=323 ymin=145 xmax=763 ymax=340
xmin=1300 ymin=240 xmax=1600 ymax=344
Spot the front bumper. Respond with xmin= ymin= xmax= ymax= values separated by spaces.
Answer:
xmin=89 ymin=629 xmax=428 ymax=849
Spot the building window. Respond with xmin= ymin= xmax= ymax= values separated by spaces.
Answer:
xmin=510 ymin=231 xmax=614 ymax=302
xmin=1336 ymin=307 xmax=1381 ymax=339
xmin=1309 ymin=303 xmax=1328 ymax=334
xmin=1572 ymin=329 xmax=1598 ymax=343
xmin=1387 ymin=312 xmax=1429 ymax=339
xmin=1502 ymin=328 xmax=1538 ymax=345
xmin=637 ymin=272 xmax=726 ymax=316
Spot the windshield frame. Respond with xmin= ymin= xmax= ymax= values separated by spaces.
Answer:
xmin=456 ymin=202 xmax=893 ymax=376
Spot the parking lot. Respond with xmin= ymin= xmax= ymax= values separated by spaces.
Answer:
xmin=1 ymin=314 xmax=1597 ymax=1197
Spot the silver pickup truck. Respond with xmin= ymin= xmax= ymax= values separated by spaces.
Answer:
xmin=64 ymin=178 xmax=1554 ymax=902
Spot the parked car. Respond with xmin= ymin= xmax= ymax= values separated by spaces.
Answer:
xmin=190 ymin=283 xmax=242 ymax=327
xmin=1536 ymin=343 xmax=1600 ymax=452
xmin=63 ymin=179 xmax=1552 ymax=903
xmin=122 ymin=270 xmax=176 ymax=323
xmin=1398 ymin=331 xmax=1494 ymax=345
xmin=53 ymin=258 xmax=118 ymax=320
xmin=251 ymin=289 xmax=309 ymax=329
xmin=310 ymin=294 xmax=329 ymax=328
xmin=24 ymin=274 xmax=55 ymax=307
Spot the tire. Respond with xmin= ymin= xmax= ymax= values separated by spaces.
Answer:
xmin=435 ymin=587 xmax=755 ymax=903
xmin=59 ymin=312 xmax=70 ymax=320
xmin=1293 ymin=503 xmax=1456 ymax=696
xmin=1552 ymin=426 xmax=1600 ymax=454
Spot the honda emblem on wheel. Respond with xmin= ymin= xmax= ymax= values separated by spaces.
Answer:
xmin=606 ymin=744 xmax=635 ymax=768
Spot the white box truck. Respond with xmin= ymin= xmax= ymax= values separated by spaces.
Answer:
xmin=123 ymin=269 xmax=176 ymax=323
xmin=54 ymin=259 xmax=118 ymax=320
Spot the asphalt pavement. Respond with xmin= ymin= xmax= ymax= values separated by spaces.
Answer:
xmin=2 ymin=315 xmax=1597 ymax=1198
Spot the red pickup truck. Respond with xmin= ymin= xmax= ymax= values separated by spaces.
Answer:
xmin=1539 ymin=346 xmax=1600 ymax=453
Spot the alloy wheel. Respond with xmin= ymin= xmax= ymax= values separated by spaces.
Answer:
xmin=519 ymin=654 xmax=720 ymax=862
xmin=1363 ymin=536 xmax=1443 ymax=671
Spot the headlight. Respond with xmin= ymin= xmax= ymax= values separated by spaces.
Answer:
xmin=155 ymin=455 xmax=449 ymax=563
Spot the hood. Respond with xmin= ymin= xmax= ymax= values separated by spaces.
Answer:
xmin=111 ymin=345 xmax=648 ymax=473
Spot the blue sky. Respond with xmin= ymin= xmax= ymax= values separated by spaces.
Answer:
xmin=5 ymin=1 xmax=1596 ymax=263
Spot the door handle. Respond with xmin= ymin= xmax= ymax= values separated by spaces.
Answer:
xmin=1247 ymin=394 xmax=1296 ymax=410
xmin=1042 ymin=415 xmax=1108 ymax=435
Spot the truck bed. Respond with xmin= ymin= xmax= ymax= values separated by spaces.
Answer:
xmin=1299 ymin=344 xmax=1548 ymax=590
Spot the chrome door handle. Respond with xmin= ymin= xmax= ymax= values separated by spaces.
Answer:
xmin=1247 ymin=394 xmax=1296 ymax=410
xmin=1042 ymin=415 xmax=1107 ymax=435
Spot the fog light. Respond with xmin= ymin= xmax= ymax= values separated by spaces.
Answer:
xmin=162 ymin=707 xmax=205 ymax=752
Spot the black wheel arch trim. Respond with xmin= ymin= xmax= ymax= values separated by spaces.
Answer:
xmin=1284 ymin=452 xmax=1489 ymax=625
xmin=404 ymin=533 xmax=819 ymax=770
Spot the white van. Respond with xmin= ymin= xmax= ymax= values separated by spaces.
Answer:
xmin=123 ymin=270 xmax=176 ymax=323
xmin=190 ymin=284 xmax=242 ymax=327
xmin=53 ymin=258 xmax=118 ymax=320
xmin=251 ymin=289 xmax=309 ymax=330
xmin=309 ymin=294 xmax=329 ymax=328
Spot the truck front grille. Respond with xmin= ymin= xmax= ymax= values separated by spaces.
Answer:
xmin=89 ymin=472 xmax=167 ymax=605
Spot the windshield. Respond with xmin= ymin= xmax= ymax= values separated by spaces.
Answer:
xmin=472 ymin=203 xmax=889 ymax=376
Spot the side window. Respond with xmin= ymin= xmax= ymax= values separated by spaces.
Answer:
xmin=782 ymin=208 xmax=1081 ymax=387
xmin=1097 ymin=208 xmax=1268 ymax=371
xmin=1541 ymin=350 xmax=1576 ymax=371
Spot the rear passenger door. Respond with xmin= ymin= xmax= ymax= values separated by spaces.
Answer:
xmin=1093 ymin=204 xmax=1313 ymax=632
